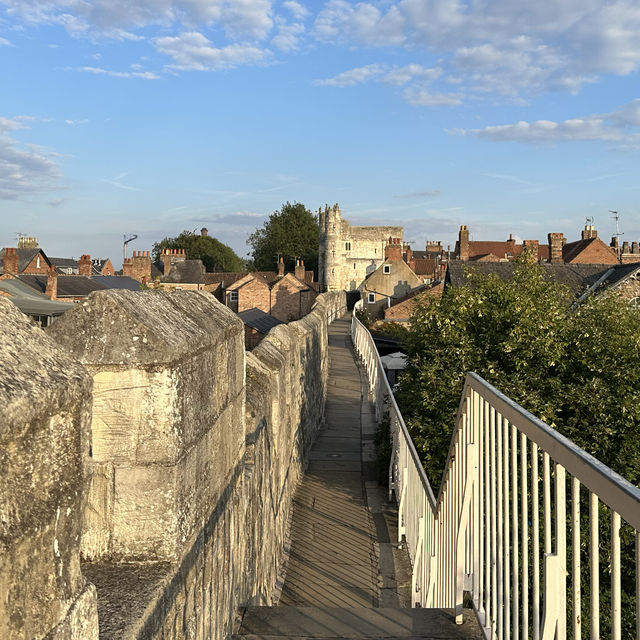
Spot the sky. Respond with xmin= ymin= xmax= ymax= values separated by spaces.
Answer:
xmin=1 ymin=0 xmax=639 ymax=268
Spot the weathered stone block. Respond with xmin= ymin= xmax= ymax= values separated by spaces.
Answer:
xmin=48 ymin=290 xmax=246 ymax=563
xmin=0 ymin=297 xmax=98 ymax=639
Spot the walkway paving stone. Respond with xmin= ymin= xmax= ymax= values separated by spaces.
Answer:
xmin=235 ymin=316 xmax=483 ymax=640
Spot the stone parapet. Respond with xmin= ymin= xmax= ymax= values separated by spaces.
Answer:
xmin=7 ymin=288 xmax=346 ymax=640
xmin=0 ymin=297 xmax=98 ymax=640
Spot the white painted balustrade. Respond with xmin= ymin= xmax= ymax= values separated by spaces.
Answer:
xmin=351 ymin=308 xmax=640 ymax=640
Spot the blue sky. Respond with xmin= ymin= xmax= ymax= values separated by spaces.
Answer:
xmin=1 ymin=0 xmax=639 ymax=267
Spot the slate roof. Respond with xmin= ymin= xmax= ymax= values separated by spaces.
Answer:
xmin=161 ymin=260 xmax=206 ymax=284
xmin=0 ymin=247 xmax=51 ymax=273
xmin=0 ymin=278 xmax=73 ymax=316
xmin=204 ymin=271 xmax=279 ymax=287
xmin=50 ymin=257 xmax=79 ymax=273
xmin=445 ymin=261 xmax=611 ymax=297
xmin=18 ymin=274 xmax=107 ymax=298
xmin=238 ymin=308 xmax=283 ymax=334
xmin=92 ymin=276 xmax=142 ymax=291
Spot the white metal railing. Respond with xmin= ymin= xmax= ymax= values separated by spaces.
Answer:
xmin=351 ymin=308 xmax=640 ymax=640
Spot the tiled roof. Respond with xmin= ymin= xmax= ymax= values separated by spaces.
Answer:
xmin=0 ymin=248 xmax=51 ymax=273
xmin=18 ymin=274 xmax=107 ymax=297
xmin=446 ymin=261 xmax=611 ymax=297
xmin=92 ymin=276 xmax=142 ymax=291
xmin=161 ymin=260 xmax=206 ymax=284
xmin=238 ymin=308 xmax=283 ymax=334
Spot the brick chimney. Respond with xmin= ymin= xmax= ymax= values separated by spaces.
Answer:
xmin=633 ymin=242 xmax=639 ymax=255
xmin=611 ymin=236 xmax=619 ymax=250
xmin=201 ymin=227 xmax=208 ymax=237
xmin=3 ymin=247 xmax=18 ymax=274
xmin=622 ymin=241 xmax=630 ymax=254
xmin=122 ymin=257 xmax=133 ymax=278
xmin=404 ymin=245 xmax=415 ymax=270
xmin=385 ymin=237 xmax=403 ymax=261
xmin=458 ymin=226 xmax=469 ymax=261
xmin=131 ymin=250 xmax=151 ymax=284
xmin=78 ymin=254 xmax=92 ymax=277
xmin=277 ymin=256 xmax=284 ymax=276
xmin=548 ymin=233 xmax=565 ymax=264
xmin=45 ymin=266 xmax=58 ymax=300
xmin=582 ymin=225 xmax=598 ymax=240
xmin=295 ymin=259 xmax=305 ymax=280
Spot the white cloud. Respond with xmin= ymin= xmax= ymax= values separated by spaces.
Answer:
xmin=455 ymin=99 xmax=640 ymax=150
xmin=78 ymin=66 xmax=159 ymax=79
xmin=0 ymin=36 xmax=12 ymax=45
xmin=311 ymin=0 xmax=640 ymax=100
xmin=0 ymin=0 xmax=275 ymax=41
xmin=0 ymin=116 xmax=62 ymax=200
xmin=271 ymin=19 xmax=304 ymax=52
xmin=382 ymin=64 xmax=442 ymax=86
xmin=154 ymin=32 xmax=270 ymax=70
xmin=282 ymin=1 xmax=309 ymax=20
xmin=403 ymin=87 xmax=462 ymax=106
xmin=315 ymin=63 xmax=385 ymax=86
xmin=313 ymin=0 xmax=404 ymax=46
xmin=64 ymin=118 xmax=89 ymax=125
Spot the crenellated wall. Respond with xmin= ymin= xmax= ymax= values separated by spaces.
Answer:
xmin=1 ymin=288 xmax=346 ymax=639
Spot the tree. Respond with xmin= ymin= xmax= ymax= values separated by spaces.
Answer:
xmin=395 ymin=257 xmax=640 ymax=637
xmin=152 ymin=230 xmax=244 ymax=272
xmin=397 ymin=256 xmax=640 ymax=486
xmin=247 ymin=202 xmax=319 ymax=275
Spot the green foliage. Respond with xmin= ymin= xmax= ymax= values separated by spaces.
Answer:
xmin=374 ymin=411 xmax=392 ymax=487
xmin=247 ymin=202 xmax=319 ymax=274
xmin=152 ymin=230 xmax=244 ymax=272
xmin=396 ymin=257 xmax=640 ymax=636
xmin=396 ymin=257 xmax=640 ymax=488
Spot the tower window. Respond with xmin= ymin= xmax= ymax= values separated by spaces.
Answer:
xmin=345 ymin=242 xmax=351 ymax=251
xmin=367 ymin=293 xmax=375 ymax=303
xmin=353 ymin=263 xmax=356 ymax=269
xmin=383 ymin=265 xmax=391 ymax=274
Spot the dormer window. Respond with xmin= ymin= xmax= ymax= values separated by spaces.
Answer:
xmin=383 ymin=265 xmax=391 ymax=274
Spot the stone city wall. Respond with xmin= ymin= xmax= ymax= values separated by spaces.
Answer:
xmin=1 ymin=289 xmax=346 ymax=639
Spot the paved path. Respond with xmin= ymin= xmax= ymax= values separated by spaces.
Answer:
xmin=235 ymin=316 xmax=482 ymax=640
xmin=279 ymin=317 xmax=379 ymax=607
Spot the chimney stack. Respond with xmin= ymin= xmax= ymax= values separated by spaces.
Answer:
xmin=122 ymin=257 xmax=133 ymax=278
xmin=633 ymin=242 xmax=639 ymax=255
xmin=277 ymin=256 xmax=284 ymax=277
xmin=523 ymin=239 xmax=539 ymax=259
xmin=201 ymin=228 xmax=208 ymax=237
xmin=622 ymin=241 xmax=630 ymax=254
xmin=45 ymin=266 xmax=58 ymax=300
xmin=548 ymin=233 xmax=565 ymax=264
xmin=385 ymin=237 xmax=403 ymax=261
xmin=78 ymin=254 xmax=92 ymax=277
xmin=3 ymin=247 xmax=18 ymax=274
xmin=294 ymin=259 xmax=305 ymax=280
xmin=458 ymin=225 xmax=469 ymax=261
xmin=131 ymin=250 xmax=152 ymax=284
xmin=582 ymin=225 xmax=598 ymax=240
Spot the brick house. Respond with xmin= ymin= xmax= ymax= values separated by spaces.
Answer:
xmin=0 ymin=247 xmax=53 ymax=275
xmin=454 ymin=224 xmax=625 ymax=265
xmin=383 ymin=282 xmax=444 ymax=325
xmin=224 ymin=260 xmax=317 ymax=322
xmin=359 ymin=238 xmax=424 ymax=317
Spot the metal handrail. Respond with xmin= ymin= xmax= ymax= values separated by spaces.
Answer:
xmin=351 ymin=309 xmax=640 ymax=639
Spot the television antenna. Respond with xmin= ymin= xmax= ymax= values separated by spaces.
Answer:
xmin=585 ymin=216 xmax=594 ymax=226
xmin=123 ymin=233 xmax=138 ymax=261
xmin=609 ymin=210 xmax=623 ymax=239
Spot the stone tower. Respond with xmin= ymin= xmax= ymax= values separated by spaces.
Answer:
xmin=318 ymin=203 xmax=342 ymax=291
xmin=318 ymin=203 xmax=404 ymax=292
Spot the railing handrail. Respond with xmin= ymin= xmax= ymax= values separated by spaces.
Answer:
xmin=465 ymin=372 xmax=640 ymax=530
xmin=351 ymin=311 xmax=438 ymax=508
xmin=352 ymin=310 xmax=640 ymax=536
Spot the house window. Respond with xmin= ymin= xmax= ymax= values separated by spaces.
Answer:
xmin=228 ymin=291 xmax=238 ymax=302
xmin=345 ymin=242 xmax=351 ymax=251
xmin=36 ymin=256 xmax=40 ymax=268
xmin=383 ymin=264 xmax=391 ymax=274
xmin=367 ymin=292 xmax=375 ymax=303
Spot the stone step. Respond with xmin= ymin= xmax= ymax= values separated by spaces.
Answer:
xmin=234 ymin=607 xmax=483 ymax=640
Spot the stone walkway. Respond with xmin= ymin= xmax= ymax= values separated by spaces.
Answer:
xmin=235 ymin=316 xmax=482 ymax=640
xmin=278 ymin=317 xmax=380 ymax=607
